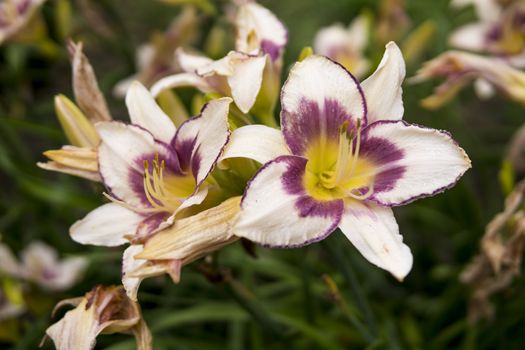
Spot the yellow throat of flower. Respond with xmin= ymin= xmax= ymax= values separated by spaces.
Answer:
xmin=142 ymin=154 xmax=196 ymax=213
xmin=304 ymin=120 xmax=376 ymax=202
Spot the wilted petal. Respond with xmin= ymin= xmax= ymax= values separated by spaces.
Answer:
xmin=235 ymin=156 xmax=344 ymax=247
xmin=43 ymin=285 xmax=152 ymax=350
xmin=220 ymin=124 xmax=291 ymax=165
xmin=137 ymin=196 xmax=242 ymax=262
xmin=39 ymin=145 xmax=100 ymax=181
xmin=70 ymin=203 xmax=145 ymax=247
xmin=339 ymin=200 xmax=413 ymax=280
xmin=235 ymin=2 xmax=288 ymax=61
xmin=122 ymin=245 xmax=147 ymax=301
xmin=362 ymin=121 xmax=471 ymax=206
xmin=281 ymin=55 xmax=366 ymax=156
xmin=173 ymin=97 xmax=232 ymax=185
xmin=122 ymin=245 xmax=181 ymax=301
xmin=361 ymin=42 xmax=406 ymax=123
xmin=68 ymin=41 xmax=112 ymax=122
xmin=126 ymin=81 xmax=176 ymax=144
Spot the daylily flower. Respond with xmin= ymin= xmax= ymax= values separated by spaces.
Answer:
xmin=450 ymin=0 xmax=525 ymax=68
xmin=0 ymin=241 xmax=87 ymax=291
xmin=0 ymin=0 xmax=47 ymax=44
xmin=411 ymin=50 xmax=525 ymax=108
xmin=313 ymin=14 xmax=370 ymax=78
xmin=113 ymin=6 xmax=200 ymax=97
xmin=42 ymin=285 xmax=152 ymax=350
xmin=70 ymin=82 xmax=232 ymax=298
xmin=39 ymin=41 xmax=111 ymax=181
xmin=150 ymin=0 xmax=287 ymax=124
xmin=234 ymin=42 xmax=471 ymax=280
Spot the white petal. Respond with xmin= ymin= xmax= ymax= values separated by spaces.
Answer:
xmin=219 ymin=124 xmax=290 ymax=165
xmin=228 ymin=55 xmax=267 ymax=113
xmin=176 ymin=47 xmax=215 ymax=73
xmin=126 ymin=81 xmax=176 ymax=143
xmin=122 ymin=245 xmax=147 ymax=301
xmin=234 ymin=156 xmax=343 ymax=247
xmin=361 ymin=42 xmax=406 ymax=123
xmin=339 ymin=201 xmax=412 ymax=280
xmin=96 ymin=122 xmax=165 ymax=207
xmin=174 ymin=98 xmax=232 ymax=185
xmin=70 ymin=203 xmax=145 ymax=247
xmin=449 ymin=23 xmax=491 ymax=52
xmin=364 ymin=121 xmax=471 ymax=206
xmin=150 ymin=73 xmax=213 ymax=98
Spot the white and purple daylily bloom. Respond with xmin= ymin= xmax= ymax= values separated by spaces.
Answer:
xmin=234 ymin=42 xmax=471 ymax=280
xmin=69 ymin=82 xmax=231 ymax=298
xmin=71 ymin=82 xmax=231 ymax=245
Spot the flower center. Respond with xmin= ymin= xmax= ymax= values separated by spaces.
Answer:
xmin=142 ymin=154 xmax=196 ymax=213
xmin=304 ymin=120 xmax=376 ymax=201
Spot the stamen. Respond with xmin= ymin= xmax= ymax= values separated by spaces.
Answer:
xmin=142 ymin=153 xmax=184 ymax=213
xmin=347 ymin=183 xmax=374 ymax=201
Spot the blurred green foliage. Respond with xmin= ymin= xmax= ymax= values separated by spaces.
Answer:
xmin=1 ymin=0 xmax=524 ymax=349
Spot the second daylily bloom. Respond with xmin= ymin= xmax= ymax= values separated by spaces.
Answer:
xmin=70 ymin=82 xmax=232 ymax=298
xmin=234 ymin=42 xmax=471 ymax=280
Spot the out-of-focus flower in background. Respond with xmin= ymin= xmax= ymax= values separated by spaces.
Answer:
xmin=411 ymin=51 xmax=525 ymax=109
xmin=313 ymin=14 xmax=370 ymax=78
xmin=450 ymin=0 xmax=525 ymax=68
xmin=113 ymin=6 xmax=200 ymax=97
xmin=0 ymin=241 xmax=87 ymax=291
xmin=234 ymin=42 xmax=471 ymax=280
xmin=42 ymin=285 xmax=152 ymax=350
xmin=0 ymin=0 xmax=47 ymax=44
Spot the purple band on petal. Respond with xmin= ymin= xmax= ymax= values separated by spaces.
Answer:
xmin=174 ymin=137 xmax=197 ymax=174
xmin=360 ymin=129 xmax=406 ymax=194
xmin=135 ymin=212 xmax=166 ymax=239
xmin=283 ymin=98 xmax=357 ymax=156
xmin=261 ymin=40 xmax=282 ymax=62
